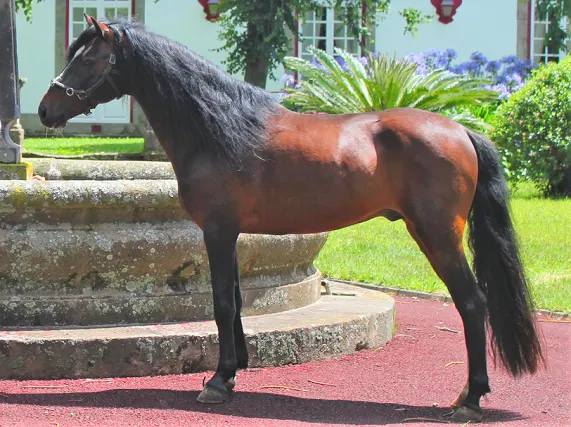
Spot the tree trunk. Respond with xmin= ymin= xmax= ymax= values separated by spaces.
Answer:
xmin=244 ymin=57 xmax=269 ymax=88
xmin=242 ymin=0 xmax=279 ymax=89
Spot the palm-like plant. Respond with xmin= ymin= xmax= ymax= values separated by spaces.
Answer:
xmin=283 ymin=47 xmax=499 ymax=130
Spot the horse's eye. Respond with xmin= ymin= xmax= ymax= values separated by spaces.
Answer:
xmin=83 ymin=59 xmax=95 ymax=66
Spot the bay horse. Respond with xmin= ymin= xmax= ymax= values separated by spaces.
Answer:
xmin=38 ymin=16 xmax=543 ymax=423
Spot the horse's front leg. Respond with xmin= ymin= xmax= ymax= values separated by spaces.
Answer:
xmin=197 ymin=221 xmax=239 ymax=404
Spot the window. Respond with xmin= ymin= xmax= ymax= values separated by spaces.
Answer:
xmin=69 ymin=0 xmax=131 ymax=45
xmin=298 ymin=7 xmax=361 ymax=61
xmin=530 ymin=1 xmax=568 ymax=64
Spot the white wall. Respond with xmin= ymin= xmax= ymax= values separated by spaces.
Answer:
xmin=16 ymin=0 xmax=56 ymax=115
xmin=145 ymin=0 xmax=285 ymax=92
xmin=375 ymin=0 xmax=518 ymax=62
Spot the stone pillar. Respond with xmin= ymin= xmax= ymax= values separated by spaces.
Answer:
xmin=0 ymin=0 xmax=32 ymax=179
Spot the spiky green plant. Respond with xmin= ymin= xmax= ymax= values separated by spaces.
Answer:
xmin=283 ymin=47 xmax=499 ymax=130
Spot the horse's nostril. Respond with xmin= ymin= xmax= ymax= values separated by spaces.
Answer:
xmin=38 ymin=104 xmax=47 ymax=119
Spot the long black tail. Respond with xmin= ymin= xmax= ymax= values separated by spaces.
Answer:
xmin=466 ymin=130 xmax=543 ymax=376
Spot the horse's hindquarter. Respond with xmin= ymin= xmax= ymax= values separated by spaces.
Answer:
xmin=239 ymin=111 xmax=395 ymax=234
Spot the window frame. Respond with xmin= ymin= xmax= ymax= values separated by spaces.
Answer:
xmin=297 ymin=4 xmax=363 ymax=61
xmin=529 ymin=0 xmax=568 ymax=64
xmin=68 ymin=0 xmax=132 ymax=47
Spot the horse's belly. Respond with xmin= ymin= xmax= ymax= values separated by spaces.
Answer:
xmin=240 ymin=186 xmax=387 ymax=234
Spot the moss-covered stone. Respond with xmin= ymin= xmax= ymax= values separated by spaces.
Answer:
xmin=30 ymin=159 xmax=174 ymax=181
xmin=0 ymin=162 xmax=33 ymax=180
xmin=0 ymin=178 xmax=328 ymax=326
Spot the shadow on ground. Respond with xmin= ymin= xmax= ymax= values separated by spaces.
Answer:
xmin=1 ymin=389 xmax=523 ymax=425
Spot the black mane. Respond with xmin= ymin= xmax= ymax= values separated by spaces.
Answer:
xmin=72 ymin=21 xmax=280 ymax=167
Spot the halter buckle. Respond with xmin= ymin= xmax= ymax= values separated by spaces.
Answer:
xmin=66 ymin=88 xmax=75 ymax=97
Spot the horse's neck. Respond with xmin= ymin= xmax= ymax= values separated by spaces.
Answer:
xmin=128 ymin=71 xmax=197 ymax=170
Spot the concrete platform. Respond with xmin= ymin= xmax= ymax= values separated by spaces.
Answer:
xmin=0 ymin=282 xmax=394 ymax=380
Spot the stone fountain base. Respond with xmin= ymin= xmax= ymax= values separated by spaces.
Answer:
xmin=0 ymin=282 xmax=394 ymax=380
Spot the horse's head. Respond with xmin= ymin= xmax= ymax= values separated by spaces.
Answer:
xmin=38 ymin=15 xmax=126 ymax=128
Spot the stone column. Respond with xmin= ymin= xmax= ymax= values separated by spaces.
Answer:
xmin=0 ymin=0 xmax=32 ymax=179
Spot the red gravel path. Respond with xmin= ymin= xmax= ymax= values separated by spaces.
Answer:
xmin=1 ymin=296 xmax=569 ymax=427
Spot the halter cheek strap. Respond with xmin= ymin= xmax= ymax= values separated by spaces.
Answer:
xmin=50 ymin=53 xmax=119 ymax=101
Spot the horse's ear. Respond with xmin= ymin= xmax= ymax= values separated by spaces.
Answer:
xmin=90 ymin=16 xmax=111 ymax=40
xmin=84 ymin=13 xmax=94 ymax=27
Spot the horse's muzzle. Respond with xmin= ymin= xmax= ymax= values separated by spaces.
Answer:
xmin=38 ymin=102 xmax=67 ymax=129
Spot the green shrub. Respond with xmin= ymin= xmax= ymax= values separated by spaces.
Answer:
xmin=491 ymin=57 xmax=571 ymax=197
xmin=282 ymin=47 xmax=499 ymax=131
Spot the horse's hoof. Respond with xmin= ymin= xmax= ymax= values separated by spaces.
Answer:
xmin=196 ymin=385 xmax=229 ymax=404
xmin=451 ymin=405 xmax=483 ymax=423
xmin=225 ymin=376 xmax=237 ymax=390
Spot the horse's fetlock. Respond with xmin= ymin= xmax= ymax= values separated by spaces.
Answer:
xmin=469 ymin=374 xmax=491 ymax=395
xmin=217 ymin=361 xmax=238 ymax=379
xmin=456 ymin=295 xmax=485 ymax=317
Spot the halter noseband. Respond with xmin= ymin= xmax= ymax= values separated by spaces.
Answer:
xmin=49 ymin=27 xmax=123 ymax=114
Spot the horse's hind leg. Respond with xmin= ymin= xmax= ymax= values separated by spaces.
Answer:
xmin=404 ymin=216 xmax=490 ymax=423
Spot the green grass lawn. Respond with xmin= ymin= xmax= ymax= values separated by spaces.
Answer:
xmin=316 ymin=183 xmax=571 ymax=313
xmin=24 ymin=137 xmax=144 ymax=156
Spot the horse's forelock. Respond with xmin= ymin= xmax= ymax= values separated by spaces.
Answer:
xmin=67 ymin=26 xmax=97 ymax=63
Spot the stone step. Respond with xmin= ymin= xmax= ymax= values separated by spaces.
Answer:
xmin=0 ymin=282 xmax=394 ymax=380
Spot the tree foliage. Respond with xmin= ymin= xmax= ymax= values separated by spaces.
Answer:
xmin=217 ymin=0 xmax=431 ymax=87
xmin=14 ymin=0 xmax=41 ymax=21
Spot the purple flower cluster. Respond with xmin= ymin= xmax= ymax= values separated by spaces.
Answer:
xmin=280 ymin=73 xmax=295 ymax=88
xmin=404 ymin=49 xmax=536 ymax=100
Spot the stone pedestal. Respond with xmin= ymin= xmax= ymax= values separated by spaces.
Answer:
xmin=0 ymin=160 xmax=32 ymax=179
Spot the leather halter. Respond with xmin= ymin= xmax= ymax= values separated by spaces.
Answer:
xmin=49 ymin=26 xmax=123 ymax=114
